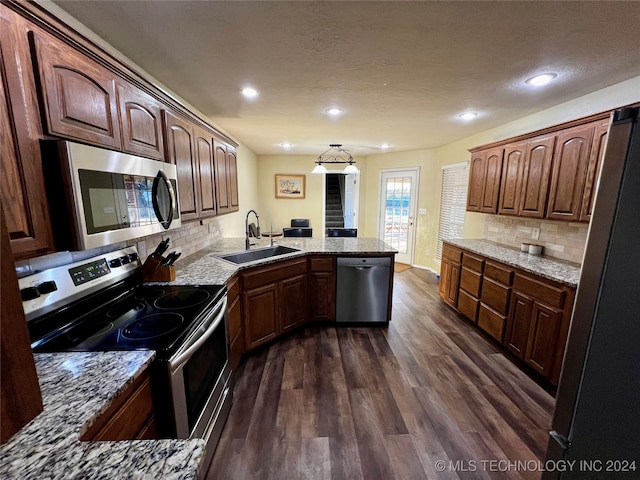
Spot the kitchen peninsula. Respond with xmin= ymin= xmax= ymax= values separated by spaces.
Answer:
xmin=171 ymin=237 xmax=397 ymax=284
xmin=172 ymin=236 xmax=397 ymax=366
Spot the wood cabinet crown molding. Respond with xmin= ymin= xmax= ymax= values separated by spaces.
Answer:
xmin=468 ymin=111 xmax=612 ymax=153
xmin=2 ymin=0 xmax=238 ymax=148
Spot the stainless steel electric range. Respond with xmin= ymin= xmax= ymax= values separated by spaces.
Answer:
xmin=20 ymin=246 xmax=231 ymax=470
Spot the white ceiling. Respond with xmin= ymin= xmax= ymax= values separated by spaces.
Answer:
xmin=51 ymin=1 xmax=640 ymax=156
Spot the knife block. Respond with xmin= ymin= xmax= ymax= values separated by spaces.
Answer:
xmin=142 ymin=256 xmax=176 ymax=282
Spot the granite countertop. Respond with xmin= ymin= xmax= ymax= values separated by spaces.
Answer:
xmin=0 ymin=352 xmax=205 ymax=480
xmin=169 ymin=237 xmax=397 ymax=286
xmin=444 ymin=238 xmax=581 ymax=287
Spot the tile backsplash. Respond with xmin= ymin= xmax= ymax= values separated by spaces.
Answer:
xmin=130 ymin=216 xmax=224 ymax=262
xmin=484 ymin=216 xmax=588 ymax=265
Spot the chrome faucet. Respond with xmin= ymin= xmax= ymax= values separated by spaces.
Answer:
xmin=245 ymin=209 xmax=261 ymax=249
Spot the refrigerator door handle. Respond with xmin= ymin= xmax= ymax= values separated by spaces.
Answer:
xmin=549 ymin=430 xmax=571 ymax=451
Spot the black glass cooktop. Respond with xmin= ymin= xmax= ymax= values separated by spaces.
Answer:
xmin=30 ymin=284 xmax=226 ymax=356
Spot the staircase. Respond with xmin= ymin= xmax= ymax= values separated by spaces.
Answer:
xmin=325 ymin=174 xmax=344 ymax=233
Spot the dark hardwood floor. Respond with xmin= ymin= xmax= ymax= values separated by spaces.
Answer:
xmin=207 ymin=268 xmax=554 ymax=479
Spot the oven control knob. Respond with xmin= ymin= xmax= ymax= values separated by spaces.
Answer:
xmin=128 ymin=253 xmax=139 ymax=262
xmin=109 ymin=258 xmax=122 ymax=268
xmin=37 ymin=281 xmax=58 ymax=294
xmin=120 ymin=255 xmax=131 ymax=265
xmin=21 ymin=286 xmax=40 ymax=301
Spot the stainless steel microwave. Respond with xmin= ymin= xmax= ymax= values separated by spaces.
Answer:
xmin=42 ymin=141 xmax=181 ymax=251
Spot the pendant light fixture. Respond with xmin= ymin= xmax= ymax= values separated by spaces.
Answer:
xmin=311 ymin=144 xmax=358 ymax=174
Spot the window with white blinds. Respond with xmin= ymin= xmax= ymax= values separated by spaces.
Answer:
xmin=437 ymin=162 xmax=469 ymax=260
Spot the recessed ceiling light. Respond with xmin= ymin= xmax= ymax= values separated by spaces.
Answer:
xmin=379 ymin=143 xmax=391 ymax=150
xmin=458 ymin=112 xmax=478 ymax=121
xmin=241 ymin=87 xmax=259 ymax=99
xmin=326 ymin=107 xmax=344 ymax=117
xmin=525 ymin=73 xmax=557 ymax=86
xmin=280 ymin=143 xmax=292 ymax=149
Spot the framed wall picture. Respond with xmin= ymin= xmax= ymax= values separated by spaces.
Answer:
xmin=275 ymin=174 xmax=305 ymax=199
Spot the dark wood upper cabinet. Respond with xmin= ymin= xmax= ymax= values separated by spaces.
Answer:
xmin=580 ymin=119 xmax=610 ymax=222
xmin=116 ymin=82 xmax=164 ymax=160
xmin=467 ymin=147 xmax=503 ymax=214
xmin=466 ymin=151 xmax=486 ymax=212
xmin=214 ymin=140 xmax=239 ymax=215
xmin=546 ymin=123 xmax=595 ymax=221
xmin=227 ymin=146 xmax=239 ymax=211
xmin=0 ymin=11 xmax=55 ymax=260
xmin=194 ymin=127 xmax=216 ymax=218
xmin=213 ymin=141 xmax=230 ymax=213
xmin=479 ymin=148 xmax=503 ymax=213
xmin=468 ymin=115 xmax=613 ymax=223
xmin=30 ymin=31 xmax=121 ymax=149
xmin=163 ymin=111 xmax=229 ymax=222
xmin=163 ymin=110 xmax=199 ymax=221
xmin=497 ymin=143 xmax=526 ymax=215
xmin=519 ymin=134 xmax=555 ymax=218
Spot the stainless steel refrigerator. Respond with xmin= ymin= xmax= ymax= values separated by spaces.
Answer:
xmin=543 ymin=106 xmax=640 ymax=479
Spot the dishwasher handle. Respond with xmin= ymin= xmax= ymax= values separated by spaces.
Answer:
xmin=349 ymin=265 xmax=375 ymax=270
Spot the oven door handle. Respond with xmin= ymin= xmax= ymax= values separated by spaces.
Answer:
xmin=169 ymin=296 xmax=227 ymax=372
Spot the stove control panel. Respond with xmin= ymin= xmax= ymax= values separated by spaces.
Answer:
xmin=19 ymin=247 xmax=141 ymax=321
xmin=69 ymin=259 xmax=111 ymax=286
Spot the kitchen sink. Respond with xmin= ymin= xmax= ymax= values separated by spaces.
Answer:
xmin=219 ymin=245 xmax=301 ymax=265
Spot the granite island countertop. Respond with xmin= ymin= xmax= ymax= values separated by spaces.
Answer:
xmin=169 ymin=237 xmax=397 ymax=286
xmin=0 ymin=352 xmax=205 ymax=480
xmin=444 ymin=238 xmax=581 ymax=287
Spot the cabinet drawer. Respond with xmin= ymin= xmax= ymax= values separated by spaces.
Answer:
xmin=442 ymin=244 xmax=462 ymax=263
xmin=309 ymin=256 xmax=334 ymax=272
xmin=513 ymin=273 xmax=567 ymax=309
xmin=461 ymin=253 xmax=484 ymax=273
xmin=481 ymin=278 xmax=511 ymax=315
xmin=242 ymin=258 xmax=307 ymax=290
xmin=484 ymin=261 xmax=513 ymax=285
xmin=460 ymin=267 xmax=482 ymax=297
xmin=478 ymin=304 xmax=507 ymax=343
xmin=458 ymin=290 xmax=479 ymax=323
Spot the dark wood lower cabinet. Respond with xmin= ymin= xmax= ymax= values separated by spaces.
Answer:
xmin=244 ymin=283 xmax=279 ymax=350
xmin=526 ymin=302 xmax=564 ymax=377
xmin=506 ymin=286 xmax=567 ymax=381
xmin=505 ymin=291 xmax=534 ymax=357
xmin=280 ymin=274 xmax=307 ymax=332
xmin=80 ymin=369 xmax=156 ymax=441
xmin=440 ymin=242 xmax=575 ymax=385
xmin=438 ymin=244 xmax=462 ymax=308
xmin=226 ymin=276 xmax=243 ymax=370
xmin=242 ymin=258 xmax=308 ymax=351
xmin=308 ymin=256 xmax=336 ymax=322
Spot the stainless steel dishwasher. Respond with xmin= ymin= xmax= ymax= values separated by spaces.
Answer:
xmin=336 ymin=256 xmax=391 ymax=323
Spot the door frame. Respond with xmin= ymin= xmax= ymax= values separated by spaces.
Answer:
xmin=378 ymin=167 xmax=420 ymax=265
xmin=322 ymin=170 xmax=360 ymax=234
